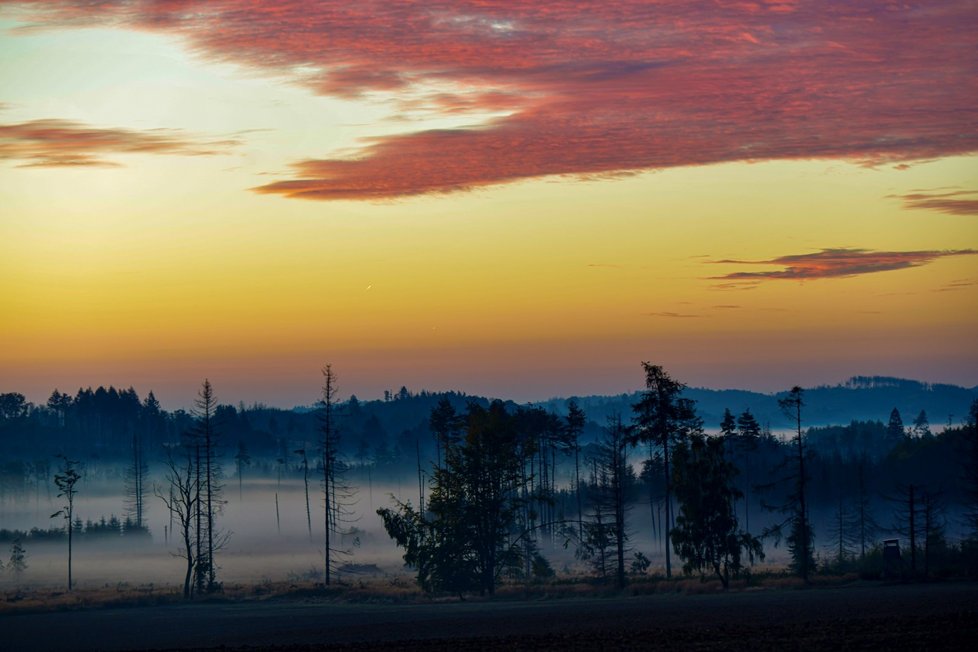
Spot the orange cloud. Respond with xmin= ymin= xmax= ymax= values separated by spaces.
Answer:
xmin=0 ymin=118 xmax=239 ymax=167
xmin=4 ymin=1 xmax=976 ymax=197
xmin=892 ymin=189 xmax=978 ymax=216
xmin=712 ymin=248 xmax=978 ymax=283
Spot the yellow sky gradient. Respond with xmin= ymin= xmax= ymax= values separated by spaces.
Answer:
xmin=1 ymin=15 xmax=976 ymax=408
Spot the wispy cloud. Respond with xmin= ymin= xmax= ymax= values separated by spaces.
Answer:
xmin=0 ymin=119 xmax=240 ymax=167
xmin=645 ymin=312 xmax=700 ymax=319
xmin=890 ymin=189 xmax=978 ymax=216
xmin=4 ymin=1 xmax=976 ymax=199
xmin=935 ymin=278 xmax=978 ymax=292
xmin=711 ymin=248 xmax=978 ymax=283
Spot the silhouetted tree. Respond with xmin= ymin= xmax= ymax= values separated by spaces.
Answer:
xmin=124 ymin=430 xmax=148 ymax=531
xmin=889 ymin=483 xmax=920 ymax=576
xmin=921 ymin=488 xmax=946 ymax=578
xmin=963 ymin=399 xmax=978 ymax=540
xmin=429 ymin=398 xmax=462 ymax=471
xmin=47 ymin=390 xmax=72 ymax=428
xmin=719 ymin=408 xmax=737 ymax=439
xmin=579 ymin=416 xmax=631 ymax=588
xmin=564 ymin=400 xmax=587 ymax=541
xmin=826 ymin=493 xmax=858 ymax=567
xmin=887 ymin=408 xmax=905 ymax=443
xmin=234 ymin=441 xmax=250 ymax=501
xmin=630 ymin=363 xmax=700 ymax=578
xmin=156 ymin=443 xmax=199 ymax=598
xmin=762 ymin=386 xmax=815 ymax=581
xmin=8 ymin=538 xmax=27 ymax=577
xmin=913 ymin=410 xmax=931 ymax=438
xmin=379 ymin=400 xmax=531 ymax=596
xmin=855 ymin=461 xmax=879 ymax=559
xmin=0 ymin=393 xmax=30 ymax=420
xmin=671 ymin=433 xmax=763 ymax=588
xmin=734 ymin=409 xmax=761 ymax=536
xmin=190 ymin=379 xmax=224 ymax=593
xmin=51 ymin=455 xmax=81 ymax=591
xmin=295 ymin=447 xmax=313 ymax=539
xmin=320 ymin=363 xmax=341 ymax=586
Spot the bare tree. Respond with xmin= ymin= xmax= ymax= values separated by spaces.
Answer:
xmin=51 ymin=455 xmax=81 ymax=591
xmin=124 ymin=429 xmax=148 ymax=532
xmin=190 ymin=379 xmax=225 ymax=593
xmin=320 ymin=364 xmax=340 ymax=585
xmin=295 ymin=447 xmax=312 ymax=539
xmin=564 ymin=400 xmax=586 ymax=542
xmin=234 ymin=441 xmax=251 ymax=501
xmin=963 ymin=399 xmax=978 ymax=539
xmin=578 ymin=416 xmax=631 ymax=587
xmin=156 ymin=444 xmax=198 ymax=598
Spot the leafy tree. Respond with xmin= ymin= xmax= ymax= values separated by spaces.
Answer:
xmin=51 ymin=455 xmax=81 ymax=591
xmin=630 ymin=363 xmax=700 ymax=578
xmin=379 ymin=400 xmax=531 ymax=596
xmin=0 ymin=393 xmax=31 ymax=420
xmin=671 ymin=433 xmax=763 ymax=588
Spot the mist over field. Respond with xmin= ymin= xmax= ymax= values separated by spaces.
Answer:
xmin=0 ymin=459 xmax=963 ymax=592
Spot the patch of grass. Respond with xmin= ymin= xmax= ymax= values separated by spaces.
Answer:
xmin=0 ymin=567 xmax=885 ymax=615
xmin=0 ymin=583 xmax=184 ymax=615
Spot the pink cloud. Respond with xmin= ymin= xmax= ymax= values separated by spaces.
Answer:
xmin=891 ymin=189 xmax=978 ymax=216
xmin=0 ymin=118 xmax=239 ymax=167
xmin=3 ymin=1 xmax=975 ymax=198
xmin=712 ymin=248 xmax=978 ymax=283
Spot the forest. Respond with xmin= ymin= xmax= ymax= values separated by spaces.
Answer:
xmin=0 ymin=366 xmax=977 ymax=598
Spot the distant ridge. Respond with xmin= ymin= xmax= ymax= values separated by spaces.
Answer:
xmin=532 ymin=376 xmax=978 ymax=432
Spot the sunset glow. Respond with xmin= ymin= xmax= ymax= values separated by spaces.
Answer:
xmin=1 ymin=1 xmax=976 ymax=407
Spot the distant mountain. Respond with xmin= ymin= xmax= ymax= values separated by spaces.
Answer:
xmin=533 ymin=376 xmax=977 ymax=433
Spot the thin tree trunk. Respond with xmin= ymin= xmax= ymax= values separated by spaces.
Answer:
xmin=663 ymin=437 xmax=672 ymax=579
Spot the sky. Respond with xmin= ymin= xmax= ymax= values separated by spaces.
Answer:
xmin=1 ymin=1 xmax=976 ymax=409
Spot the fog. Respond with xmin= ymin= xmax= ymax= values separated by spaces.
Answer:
xmin=0 ymin=464 xmax=818 ymax=592
xmin=0 ymin=469 xmax=411 ymax=589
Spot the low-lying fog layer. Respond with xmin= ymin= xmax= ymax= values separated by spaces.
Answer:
xmin=1 ymin=469 xmax=809 ymax=591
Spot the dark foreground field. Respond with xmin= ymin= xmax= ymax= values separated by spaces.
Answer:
xmin=3 ymin=581 xmax=977 ymax=651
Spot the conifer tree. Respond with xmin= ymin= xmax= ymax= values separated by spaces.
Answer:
xmin=51 ymin=455 xmax=81 ymax=591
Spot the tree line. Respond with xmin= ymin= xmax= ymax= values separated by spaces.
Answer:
xmin=1 ymin=363 xmax=976 ymax=595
